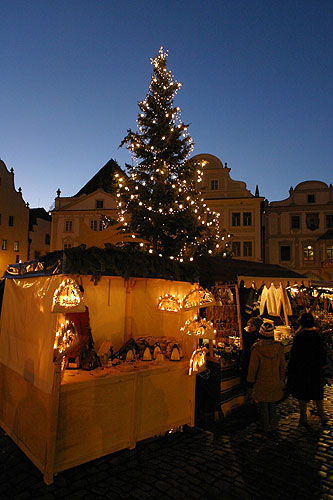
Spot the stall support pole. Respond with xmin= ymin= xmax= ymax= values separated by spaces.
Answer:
xmin=124 ymin=279 xmax=136 ymax=343
xmin=234 ymin=285 xmax=243 ymax=349
xmin=206 ymin=305 xmax=214 ymax=358
xmin=44 ymin=361 xmax=62 ymax=485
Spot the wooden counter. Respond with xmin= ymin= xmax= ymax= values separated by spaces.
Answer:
xmin=0 ymin=360 xmax=195 ymax=484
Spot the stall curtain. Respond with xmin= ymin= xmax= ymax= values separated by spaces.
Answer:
xmin=0 ymin=275 xmax=62 ymax=394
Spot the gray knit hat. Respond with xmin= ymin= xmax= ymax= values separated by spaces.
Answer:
xmin=259 ymin=321 xmax=275 ymax=337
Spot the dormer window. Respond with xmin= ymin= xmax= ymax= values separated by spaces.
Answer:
xmin=210 ymin=180 xmax=218 ymax=191
xmin=307 ymin=194 xmax=315 ymax=203
xmin=96 ymin=200 xmax=104 ymax=208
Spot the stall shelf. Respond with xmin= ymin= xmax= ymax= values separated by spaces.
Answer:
xmin=0 ymin=273 xmax=197 ymax=484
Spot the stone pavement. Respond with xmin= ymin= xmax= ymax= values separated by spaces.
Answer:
xmin=0 ymin=384 xmax=332 ymax=500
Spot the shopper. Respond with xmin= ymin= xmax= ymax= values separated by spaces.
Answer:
xmin=287 ymin=312 xmax=328 ymax=426
xmin=240 ymin=316 xmax=262 ymax=387
xmin=247 ymin=321 xmax=285 ymax=432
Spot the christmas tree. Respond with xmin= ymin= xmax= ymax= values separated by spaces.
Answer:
xmin=116 ymin=47 xmax=231 ymax=261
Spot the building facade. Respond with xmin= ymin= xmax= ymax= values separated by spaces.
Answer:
xmin=28 ymin=208 xmax=52 ymax=260
xmin=264 ymin=181 xmax=333 ymax=281
xmin=192 ymin=154 xmax=264 ymax=262
xmin=0 ymin=159 xmax=29 ymax=276
xmin=50 ymin=159 xmax=121 ymax=251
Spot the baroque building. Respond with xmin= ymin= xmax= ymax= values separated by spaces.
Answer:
xmin=264 ymin=181 xmax=333 ymax=281
xmin=0 ymin=160 xmax=29 ymax=277
xmin=0 ymin=160 xmax=29 ymax=276
xmin=50 ymin=159 xmax=122 ymax=251
xmin=50 ymin=154 xmax=265 ymax=261
xmin=192 ymin=154 xmax=264 ymax=262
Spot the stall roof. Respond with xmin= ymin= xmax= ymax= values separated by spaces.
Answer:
xmin=310 ymin=280 xmax=333 ymax=289
xmin=196 ymin=256 xmax=308 ymax=287
xmin=4 ymin=245 xmax=199 ymax=284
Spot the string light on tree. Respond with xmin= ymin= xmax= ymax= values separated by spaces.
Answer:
xmin=114 ymin=47 xmax=231 ymax=261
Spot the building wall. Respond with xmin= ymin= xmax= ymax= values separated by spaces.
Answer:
xmin=192 ymin=154 xmax=264 ymax=262
xmin=0 ymin=160 xmax=29 ymax=276
xmin=264 ymin=181 xmax=333 ymax=280
xmin=51 ymin=189 xmax=118 ymax=251
xmin=28 ymin=209 xmax=52 ymax=259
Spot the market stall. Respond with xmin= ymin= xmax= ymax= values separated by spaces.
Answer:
xmin=195 ymin=256 xmax=308 ymax=420
xmin=286 ymin=280 xmax=333 ymax=376
xmin=0 ymin=254 xmax=202 ymax=484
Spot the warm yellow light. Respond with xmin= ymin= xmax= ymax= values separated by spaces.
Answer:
xmin=180 ymin=317 xmax=215 ymax=339
xmin=158 ymin=293 xmax=182 ymax=312
xmin=52 ymin=278 xmax=83 ymax=312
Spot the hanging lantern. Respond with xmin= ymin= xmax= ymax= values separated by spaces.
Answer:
xmin=157 ymin=293 xmax=182 ymax=312
xmin=180 ymin=317 xmax=216 ymax=339
xmin=189 ymin=348 xmax=207 ymax=375
xmin=51 ymin=277 xmax=85 ymax=313
xmin=53 ymin=319 xmax=79 ymax=362
xmin=199 ymin=288 xmax=215 ymax=307
xmin=182 ymin=288 xmax=200 ymax=310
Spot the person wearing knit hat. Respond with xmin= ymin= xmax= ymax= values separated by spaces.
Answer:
xmin=259 ymin=321 xmax=275 ymax=337
xmin=247 ymin=320 xmax=285 ymax=432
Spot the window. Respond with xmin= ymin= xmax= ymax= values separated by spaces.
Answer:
xmin=243 ymin=212 xmax=252 ymax=226
xmin=232 ymin=241 xmax=241 ymax=257
xmin=45 ymin=234 xmax=50 ymax=245
xmin=210 ymin=179 xmax=218 ymax=191
xmin=2 ymin=240 xmax=7 ymax=250
xmin=326 ymin=215 xmax=333 ymax=229
xmin=326 ymin=245 xmax=333 ymax=261
xmin=14 ymin=241 xmax=19 ymax=252
xmin=303 ymin=245 xmax=314 ymax=261
xmin=291 ymin=215 xmax=300 ymax=229
xmin=8 ymin=215 xmax=14 ymax=226
xmin=90 ymin=220 xmax=103 ymax=231
xmin=16 ymin=255 xmax=20 ymax=263
xmin=64 ymin=243 xmax=72 ymax=249
xmin=307 ymin=194 xmax=315 ymax=203
xmin=243 ymin=241 xmax=252 ymax=257
xmin=96 ymin=200 xmax=104 ymax=208
xmin=90 ymin=220 xmax=98 ymax=231
xmin=34 ymin=251 xmax=40 ymax=259
xmin=65 ymin=220 xmax=73 ymax=232
xmin=232 ymin=212 xmax=240 ymax=226
xmin=280 ymin=246 xmax=291 ymax=261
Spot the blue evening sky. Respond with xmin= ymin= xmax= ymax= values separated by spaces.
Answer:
xmin=1 ymin=0 xmax=332 ymax=210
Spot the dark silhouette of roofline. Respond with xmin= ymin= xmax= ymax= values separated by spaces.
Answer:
xmin=74 ymin=159 xmax=126 ymax=197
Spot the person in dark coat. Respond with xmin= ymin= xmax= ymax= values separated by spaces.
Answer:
xmin=240 ymin=316 xmax=263 ymax=387
xmin=287 ymin=312 xmax=328 ymax=425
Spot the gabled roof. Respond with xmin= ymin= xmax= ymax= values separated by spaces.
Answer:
xmin=29 ymin=208 xmax=51 ymax=223
xmin=74 ymin=158 xmax=126 ymax=197
xmin=29 ymin=208 xmax=51 ymax=231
